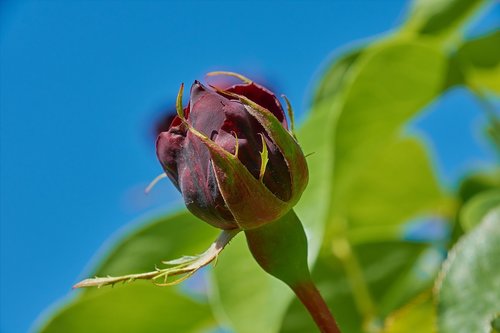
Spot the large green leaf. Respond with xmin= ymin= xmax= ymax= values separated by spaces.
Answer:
xmin=209 ymin=234 xmax=291 ymax=333
xmin=456 ymin=30 xmax=500 ymax=93
xmin=404 ymin=0 xmax=486 ymax=38
xmin=343 ymin=138 xmax=443 ymax=230
xmin=313 ymin=47 xmax=364 ymax=106
xmin=459 ymin=189 xmax=500 ymax=232
xmin=329 ymin=38 xmax=446 ymax=207
xmin=90 ymin=210 xmax=218 ymax=278
xmin=381 ymin=292 xmax=435 ymax=333
xmin=37 ymin=211 xmax=219 ymax=332
xmin=436 ymin=207 xmax=500 ymax=333
xmin=39 ymin=283 xmax=215 ymax=333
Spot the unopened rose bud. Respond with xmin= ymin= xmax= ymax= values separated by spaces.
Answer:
xmin=156 ymin=73 xmax=308 ymax=230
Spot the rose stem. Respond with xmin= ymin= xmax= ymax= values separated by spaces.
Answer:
xmin=292 ymin=281 xmax=341 ymax=333
xmin=245 ymin=210 xmax=342 ymax=333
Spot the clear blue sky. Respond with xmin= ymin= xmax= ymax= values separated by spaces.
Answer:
xmin=0 ymin=1 xmax=497 ymax=332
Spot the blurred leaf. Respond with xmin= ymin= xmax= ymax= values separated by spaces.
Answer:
xmin=405 ymin=0 xmax=485 ymax=38
xmin=90 ymin=210 xmax=218 ymax=278
xmin=436 ymin=207 xmax=500 ymax=333
xmin=458 ymin=170 xmax=500 ymax=203
xmin=343 ymin=138 xmax=444 ymax=231
xmin=492 ymin=315 xmax=500 ymax=332
xmin=210 ymin=235 xmax=292 ymax=333
xmin=280 ymin=242 xmax=428 ymax=333
xmin=37 ymin=211 xmax=219 ymax=332
xmin=327 ymin=38 xmax=447 ymax=210
xmin=456 ymin=31 xmax=500 ymax=93
xmin=39 ymin=283 xmax=215 ymax=333
xmin=450 ymin=170 xmax=500 ymax=242
xmin=382 ymin=292 xmax=435 ymax=333
xmin=313 ymin=47 xmax=364 ymax=106
xmin=460 ymin=189 xmax=500 ymax=231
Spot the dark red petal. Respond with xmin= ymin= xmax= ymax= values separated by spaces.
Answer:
xmin=214 ymin=99 xmax=292 ymax=202
xmin=225 ymin=82 xmax=288 ymax=129
xmin=188 ymin=81 xmax=228 ymax=137
xmin=156 ymin=127 xmax=186 ymax=189
xmin=177 ymin=131 xmax=236 ymax=229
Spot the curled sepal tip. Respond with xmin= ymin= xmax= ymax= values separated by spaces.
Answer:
xmin=176 ymin=83 xmax=185 ymax=119
xmin=206 ymin=71 xmax=252 ymax=84
xmin=73 ymin=229 xmax=240 ymax=289
xmin=214 ymin=87 xmax=308 ymax=205
xmin=281 ymin=94 xmax=296 ymax=139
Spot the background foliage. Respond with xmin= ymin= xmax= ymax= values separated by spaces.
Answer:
xmin=14 ymin=0 xmax=499 ymax=332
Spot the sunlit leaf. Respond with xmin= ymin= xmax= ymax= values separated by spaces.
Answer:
xmin=209 ymin=235 xmax=291 ymax=333
xmin=456 ymin=30 xmax=500 ymax=93
xmin=91 ymin=211 xmax=218 ymax=278
xmin=313 ymin=47 xmax=364 ymax=106
xmin=342 ymin=138 xmax=444 ymax=230
xmin=460 ymin=189 xmax=500 ymax=231
xmin=329 ymin=38 xmax=446 ymax=206
xmin=436 ymin=207 xmax=500 ymax=333
xmin=36 ymin=211 xmax=219 ymax=332
xmin=39 ymin=283 xmax=215 ymax=333
xmin=382 ymin=292 xmax=436 ymax=333
xmin=405 ymin=0 xmax=485 ymax=38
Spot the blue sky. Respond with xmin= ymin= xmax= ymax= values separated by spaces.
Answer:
xmin=0 ymin=1 xmax=497 ymax=332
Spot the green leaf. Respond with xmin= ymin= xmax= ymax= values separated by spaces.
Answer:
xmin=343 ymin=138 xmax=444 ymax=231
xmin=436 ymin=207 xmax=500 ymax=333
xmin=460 ymin=189 xmax=500 ymax=232
xmin=492 ymin=315 xmax=500 ymax=333
xmin=313 ymin=47 xmax=364 ymax=106
xmin=458 ymin=170 xmax=500 ymax=203
xmin=210 ymin=234 xmax=292 ymax=333
xmin=329 ymin=38 xmax=447 ymax=205
xmin=381 ymin=292 xmax=436 ymax=333
xmin=404 ymin=0 xmax=486 ymax=38
xmin=455 ymin=30 xmax=500 ymax=93
xmin=39 ymin=283 xmax=215 ymax=333
xmin=36 ymin=211 xmax=219 ymax=332
xmin=87 ymin=211 xmax=218 ymax=279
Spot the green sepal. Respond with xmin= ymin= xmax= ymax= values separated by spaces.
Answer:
xmin=244 ymin=209 xmax=311 ymax=287
xmin=217 ymin=88 xmax=309 ymax=206
xmin=185 ymin=123 xmax=291 ymax=230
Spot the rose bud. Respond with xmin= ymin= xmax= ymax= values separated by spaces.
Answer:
xmin=156 ymin=72 xmax=308 ymax=230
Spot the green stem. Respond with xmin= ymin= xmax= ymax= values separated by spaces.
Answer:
xmin=245 ymin=210 xmax=342 ymax=333
xmin=332 ymin=237 xmax=377 ymax=331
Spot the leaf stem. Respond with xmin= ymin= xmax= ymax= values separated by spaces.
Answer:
xmin=332 ymin=237 xmax=378 ymax=331
xmin=292 ymin=281 xmax=342 ymax=333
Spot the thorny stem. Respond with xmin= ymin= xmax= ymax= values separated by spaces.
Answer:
xmin=292 ymin=282 xmax=342 ymax=333
xmin=73 ymin=229 xmax=240 ymax=289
